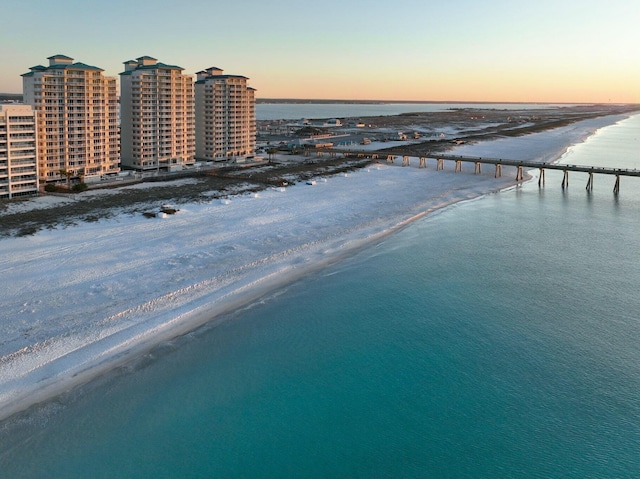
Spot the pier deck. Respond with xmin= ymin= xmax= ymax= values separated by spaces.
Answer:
xmin=312 ymin=147 xmax=639 ymax=193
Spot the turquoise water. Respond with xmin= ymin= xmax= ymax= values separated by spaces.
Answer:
xmin=1 ymin=115 xmax=640 ymax=478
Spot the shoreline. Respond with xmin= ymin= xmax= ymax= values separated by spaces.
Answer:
xmin=0 ymin=177 xmax=497 ymax=424
xmin=0 ymin=203 xmax=444 ymax=423
xmin=0 ymin=113 xmax=632 ymax=424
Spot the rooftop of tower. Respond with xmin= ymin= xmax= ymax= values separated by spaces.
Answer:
xmin=120 ymin=56 xmax=185 ymax=75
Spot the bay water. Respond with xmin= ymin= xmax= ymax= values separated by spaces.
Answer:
xmin=255 ymin=102 xmax=575 ymax=121
xmin=1 ymin=114 xmax=640 ymax=478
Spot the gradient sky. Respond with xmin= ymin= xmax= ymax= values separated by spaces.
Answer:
xmin=1 ymin=0 xmax=638 ymax=103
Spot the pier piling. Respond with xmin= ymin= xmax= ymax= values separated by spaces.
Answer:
xmin=586 ymin=171 xmax=594 ymax=191
xmin=312 ymin=147 xmax=639 ymax=193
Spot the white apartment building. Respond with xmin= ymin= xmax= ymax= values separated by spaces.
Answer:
xmin=0 ymin=104 xmax=39 ymax=198
xmin=195 ymin=67 xmax=256 ymax=161
xmin=120 ymin=56 xmax=195 ymax=171
xmin=22 ymin=55 xmax=120 ymax=184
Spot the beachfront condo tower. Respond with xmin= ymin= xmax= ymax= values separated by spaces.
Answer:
xmin=120 ymin=56 xmax=195 ymax=171
xmin=22 ymin=55 xmax=120 ymax=184
xmin=195 ymin=67 xmax=256 ymax=162
xmin=0 ymin=104 xmax=39 ymax=198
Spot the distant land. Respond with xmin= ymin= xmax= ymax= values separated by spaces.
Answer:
xmin=254 ymin=98 xmax=599 ymax=105
xmin=3 ymin=93 xmax=635 ymax=106
xmin=2 ymin=95 xmax=553 ymax=104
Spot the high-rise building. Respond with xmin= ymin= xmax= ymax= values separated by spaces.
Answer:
xmin=195 ymin=67 xmax=256 ymax=162
xmin=120 ymin=56 xmax=195 ymax=171
xmin=22 ymin=55 xmax=120 ymax=184
xmin=0 ymin=104 xmax=39 ymax=198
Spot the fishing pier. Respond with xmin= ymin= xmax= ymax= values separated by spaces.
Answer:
xmin=311 ymin=147 xmax=639 ymax=194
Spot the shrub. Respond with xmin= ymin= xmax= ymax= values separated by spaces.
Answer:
xmin=72 ymin=182 xmax=88 ymax=192
xmin=44 ymin=184 xmax=57 ymax=192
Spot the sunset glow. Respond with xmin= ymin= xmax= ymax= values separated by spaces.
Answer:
xmin=1 ymin=0 xmax=638 ymax=103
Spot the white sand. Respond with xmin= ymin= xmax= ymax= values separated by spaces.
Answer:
xmin=0 ymin=114 xmax=627 ymax=422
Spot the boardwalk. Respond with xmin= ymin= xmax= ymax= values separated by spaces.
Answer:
xmin=312 ymin=147 xmax=640 ymax=194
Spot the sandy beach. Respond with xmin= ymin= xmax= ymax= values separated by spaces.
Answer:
xmin=0 ymin=112 xmax=631 ymax=423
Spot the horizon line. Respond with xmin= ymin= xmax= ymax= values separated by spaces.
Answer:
xmin=254 ymin=98 xmax=622 ymax=105
xmin=1 ymin=92 xmax=638 ymax=106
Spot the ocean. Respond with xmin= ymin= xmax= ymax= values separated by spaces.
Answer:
xmin=1 ymin=113 xmax=639 ymax=478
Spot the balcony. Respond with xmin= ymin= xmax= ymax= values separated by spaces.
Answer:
xmin=10 ymin=174 xmax=38 ymax=182
xmin=11 ymin=183 xmax=39 ymax=192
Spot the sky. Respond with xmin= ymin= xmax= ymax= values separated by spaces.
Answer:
xmin=1 ymin=0 xmax=638 ymax=103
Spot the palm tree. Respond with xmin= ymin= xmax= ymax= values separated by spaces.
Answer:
xmin=59 ymin=169 xmax=72 ymax=189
